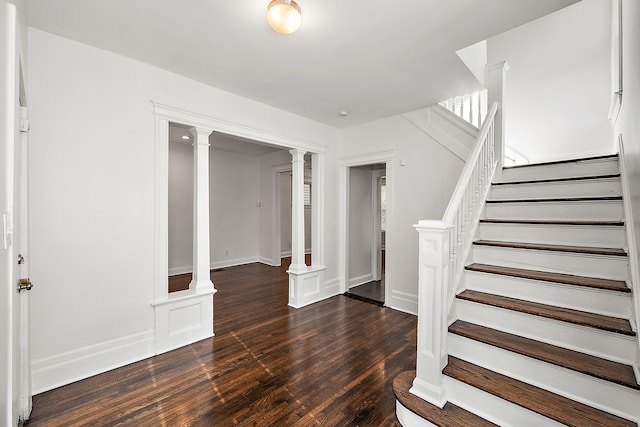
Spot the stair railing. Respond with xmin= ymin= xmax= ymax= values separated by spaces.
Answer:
xmin=410 ymin=101 xmax=499 ymax=408
xmin=439 ymin=89 xmax=488 ymax=128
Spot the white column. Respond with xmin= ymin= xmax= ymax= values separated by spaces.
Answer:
xmin=311 ymin=153 xmax=324 ymax=268
xmin=288 ymin=149 xmax=307 ymax=274
xmin=487 ymin=61 xmax=510 ymax=180
xmin=189 ymin=127 xmax=215 ymax=294
xmin=410 ymin=220 xmax=454 ymax=408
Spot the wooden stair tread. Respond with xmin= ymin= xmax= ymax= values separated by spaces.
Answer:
xmin=466 ymin=263 xmax=630 ymax=293
xmin=486 ymin=195 xmax=622 ymax=203
xmin=503 ymin=153 xmax=618 ymax=169
xmin=443 ymin=356 xmax=635 ymax=427
xmin=474 ymin=239 xmax=627 ymax=256
xmin=457 ymin=290 xmax=635 ymax=336
xmin=479 ymin=219 xmax=625 ymax=226
xmin=492 ymin=173 xmax=620 ymax=186
xmin=392 ymin=371 xmax=497 ymax=427
xmin=449 ymin=320 xmax=639 ymax=390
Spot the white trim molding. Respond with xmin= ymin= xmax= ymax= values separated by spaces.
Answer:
xmin=31 ymin=330 xmax=155 ymax=394
xmin=339 ymin=150 xmax=395 ymax=307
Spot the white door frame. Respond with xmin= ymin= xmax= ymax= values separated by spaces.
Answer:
xmin=272 ymin=164 xmax=292 ymax=266
xmin=339 ymin=151 xmax=394 ymax=304
xmin=371 ymin=169 xmax=385 ymax=282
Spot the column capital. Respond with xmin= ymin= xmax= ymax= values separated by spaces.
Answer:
xmin=487 ymin=60 xmax=510 ymax=74
xmin=289 ymin=148 xmax=306 ymax=162
xmin=189 ymin=127 xmax=214 ymax=146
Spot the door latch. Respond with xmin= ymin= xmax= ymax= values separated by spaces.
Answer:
xmin=18 ymin=278 xmax=33 ymax=292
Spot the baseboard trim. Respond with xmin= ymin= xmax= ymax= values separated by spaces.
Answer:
xmin=388 ymin=290 xmax=418 ymax=315
xmin=31 ymin=330 xmax=155 ymax=394
xmin=349 ymin=273 xmax=375 ymax=288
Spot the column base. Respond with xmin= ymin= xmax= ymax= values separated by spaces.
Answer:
xmin=189 ymin=279 xmax=216 ymax=294
xmin=287 ymin=267 xmax=326 ymax=308
xmin=287 ymin=263 xmax=308 ymax=274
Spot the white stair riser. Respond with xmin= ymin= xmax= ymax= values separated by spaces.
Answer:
xmin=444 ymin=376 xmax=564 ymax=427
xmin=456 ymin=299 xmax=636 ymax=364
xmin=449 ymin=335 xmax=640 ymax=424
xmin=484 ymin=200 xmax=623 ymax=221
xmin=501 ymin=159 xmax=619 ymax=182
xmin=465 ymin=271 xmax=632 ymax=318
xmin=472 ymin=246 xmax=629 ymax=281
xmin=478 ymin=223 xmax=626 ymax=249
xmin=490 ymin=179 xmax=621 ymax=200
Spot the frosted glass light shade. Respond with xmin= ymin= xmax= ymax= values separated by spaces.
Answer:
xmin=267 ymin=0 xmax=302 ymax=35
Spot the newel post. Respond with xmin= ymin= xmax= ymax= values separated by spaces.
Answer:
xmin=410 ymin=220 xmax=454 ymax=408
xmin=487 ymin=61 xmax=509 ymax=180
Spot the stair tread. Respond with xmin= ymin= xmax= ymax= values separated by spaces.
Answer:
xmin=466 ymin=263 xmax=630 ymax=292
xmin=486 ymin=195 xmax=622 ymax=203
xmin=457 ymin=290 xmax=635 ymax=336
xmin=503 ymin=153 xmax=618 ymax=169
xmin=393 ymin=370 xmax=497 ymax=427
xmin=493 ymin=173 xmax=620 ymax=186
xmin=480 ymin=219 xmax=625 ymax=226
xmin=449 ymin=320 xmax=639 ymax=390
xmin=444 ymin=356 xmax=635 ymax=427
xmin=474 ymin=239 xmax=627 ymax=256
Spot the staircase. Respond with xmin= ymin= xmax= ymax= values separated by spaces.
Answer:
xmin=396 ymin=154 xmax=640 ymax=426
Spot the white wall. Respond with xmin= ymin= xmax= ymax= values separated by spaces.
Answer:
xmin=348 ymin=166 xmax=374 ymax=287
xmin=209 ymin=145 xmax=260 ymax=269
xmin=168 ymin=141 xmax=193 ymax=273
xmin=341 ymin=114 xmax=465 ymax=314
xmin=487 ymin=0 xmax=613 ymax=163
xmin=615 ymin=0 xmax=640 ymax=372
xmin=27 ymin=28 xmax=339 ymax=393
xmin=168 ymin=141 xmax=261 ymax=274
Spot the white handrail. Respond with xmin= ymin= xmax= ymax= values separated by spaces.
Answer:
xmin=410 ymin=103 xmax=500 ymax=407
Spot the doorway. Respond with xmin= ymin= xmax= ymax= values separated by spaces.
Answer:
xmin=345 ymin=163 xmax=386 ymax=306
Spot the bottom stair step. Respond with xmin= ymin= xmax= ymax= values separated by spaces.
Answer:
xmin=444 ymin=356 xmax=636 ymax=426
xmin=393 ymin=370 xmax=497 ymax=427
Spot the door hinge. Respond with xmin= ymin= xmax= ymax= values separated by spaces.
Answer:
xmin=17 ymin=278 xmax=33 ymax=292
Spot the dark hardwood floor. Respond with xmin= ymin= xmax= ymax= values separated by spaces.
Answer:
xmin=27 ymin=262 xmax=417 ymax=426
xmin=344 ymin=280 xmax=385 ymax=306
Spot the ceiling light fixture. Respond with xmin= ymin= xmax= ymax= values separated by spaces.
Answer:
xmin=267 ymin=0 xmax=302 ymax=35
xmin=181 ymin=135 xmax=190 ymax=140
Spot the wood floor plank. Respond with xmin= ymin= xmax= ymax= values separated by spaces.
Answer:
xmin=474 ymin=239 xmax=628 ymax=256
xmin=28 ymin=262 xmax=417 ymax=426
xmin=444 ymin=356 xmax=636 ymax=427
xmin=457 ymin=290 xmax=635 ymax=336
xmin=466 ymin=263 xmax=631 ymax=292
xmin=392 ymin=371 xmax=497 ymax=427
xmin=449 ymin=320 xmax=639 ymax=389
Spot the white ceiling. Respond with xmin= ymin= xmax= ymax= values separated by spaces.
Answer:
xmin=26 ymin=0 xmax=579 ymax=128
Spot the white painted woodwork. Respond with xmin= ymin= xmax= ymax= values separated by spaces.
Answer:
xmin=489 ymin=177 xmax=621 ymax=200
xmin=444 ymin=376 xmax=564 ymax=427
xmin=396 ymin=401 xmax=437 ymax=427
xmin=449 ymin=334 xmax=640 ymax=424
xmin=402 ymin=104 xmax=479 ymax=161
xmin=472 ymin=245 xmax=629 ymax=281
xmin=288 ymin=148 xmax=307 ymax=274
xmin=484 ymin=199 xmax=624 ymax=221
xmin=411 ymin=102 xmax=499 ymax=409
xmin=455 ymin=299 xmax=636 ymax=364
xmin=465 ymin=270 xmax=632 ymax=318
xmin=478 ymin=222 xmax=626 ymax=249
xmin=411 ymin=222 xmax=453 ymax=408
xmin=618 ymin=137 xmax=640 ymax=382
xmin=487 ymin=61 xmax=509 ymax=180
xmin=189 ymin=127 xmax=215 ymax=293
xmin=500 ymin=157 xmax=619 ymax=181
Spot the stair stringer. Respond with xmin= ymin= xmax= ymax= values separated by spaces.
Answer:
xmin=402 ymin=105 xmax=479 ymax=161
xmin=618 ymin=137 xmax=640 ymax=381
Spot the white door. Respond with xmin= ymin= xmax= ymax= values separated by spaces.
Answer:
xmin=1 ymin=1 xmax=31 ymax=424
